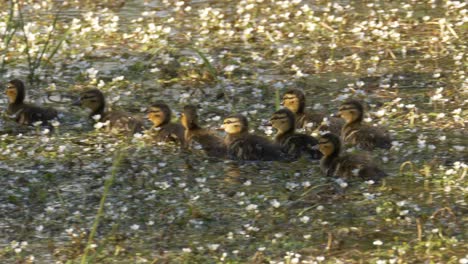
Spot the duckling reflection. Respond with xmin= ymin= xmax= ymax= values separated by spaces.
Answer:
xmin=6 ymin=79 xmax=58 ymax=126
xmin=338 ymin=100 xmax=391 ymax=150
xmin=318 ymin=133 xmax=386 ymax=181
xmin=269 ymin=108 xmax=321 ymax=160
xmin=222 ymin=114 xmax=285 ymax=161
xmin=73 ymin=88 xmax=143 ymax=134
xmin=281 ymin=88 xmax=343 ymax=134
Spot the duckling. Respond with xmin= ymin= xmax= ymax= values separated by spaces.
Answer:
xmin=269 ymin=108 xmax=322 ymax=160
xmin=73 ymin=89 xmax=143 ymax=134
xmin=147 ymin=102 xmax=185 ymax=145
xmin=338 ymin=100 xmax=391 ymax=150
xmin=222 ymin=114 xmax=284 ymax=161
xmin=318 ymin=133 xmax=386 ymax=181
xmin=281 ymin=88 xmax=343 ymax=134
xmin=181 ymin=105 xmax=226 ymax=157
xmin=5 ymin=79 xmax=58 ymax=125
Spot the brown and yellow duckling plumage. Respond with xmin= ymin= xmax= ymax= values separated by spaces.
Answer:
xmin=181 ymin=105 xmax=226 ymax=157
xmin=318 ymin=133 xmax=386 ymax=181
xmin=147 ymin=102 xmax=185 ymax=145
xmin=338 ymin=100 xmax=391 ymax=150
xmin=73 ymin=89 xmax=143 ymax=134
xmin=222 ymin=114 xmax=285 ymax=161
xmin=269 ymin=108 xmax=321 ymax=160
xmin=281 ymin=88 xmax=344 ymax=134
xmin=5 ymin=79 xmax=58 ymax=125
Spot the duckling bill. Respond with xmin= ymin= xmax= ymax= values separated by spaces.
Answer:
xmin=73 ymin=89 xmax=143 ymax=134
xmin=318 ymin=133 xmax=386 ymax=181
xmin=269 ymin=108 xmax=321 ymax=160
xmin=222 ymin=114 xmax=285 ymax=161
xmin=5 ymin=79 xmax=58 ymax=126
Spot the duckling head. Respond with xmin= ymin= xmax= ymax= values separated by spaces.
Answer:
xmin=270 ymin=108 xmax=295 ymax=134
xmin=6 ymin=79 xmax=25 ymax=104
xmin=222 ymin=114 xmax=248 ymax=135
xmin=181 ymin=105 xmax=200 ymax=130
xmin=318 ymin=133 xmax=341 ymax=158
xmin=73 ymin=89 xmax=106 ymax=117
xmin=281 ymin=88 xmax=305 ymax=114
xmin=148 ymin=102 xmax=172 ymax=127
xmin=338 ymin=100 xmax=364 ymax=124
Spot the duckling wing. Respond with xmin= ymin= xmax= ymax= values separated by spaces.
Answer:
xmin=318 ymin=117 xmax=344 ymax=135
xmin=154 ymin=123 xmax=185 ymax=145
xmin=335 ymin=153 xmax=386 ymax=181
xmin=192 ymin=130 xmax=227 ymax=157
xmin=298 ymin=112 xmax=326 ymax=130
xmin=333 ymin=153 xmax=371 ymax=179
xmin=228 ymin=135 xmax=284 ymax=161
xmin=104 ymin=111 xmax=144 ymax=134
xmin=281 ymin=134 xmax=321 ymax=160
xmin=343 ymin=125 xmax=391 ymax=150
xmin=15 ymin=104 xmax=58 ymax=125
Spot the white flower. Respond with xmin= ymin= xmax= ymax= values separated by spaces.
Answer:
xmin=33 ymin=121 xmax=43 ymax=127
xmin=300 ymin=216 xmax=310 ymax=223
xmin=246 ymin=204 xmax=258 ymax=211
xmin=373 ymin=240 xmax=383 ymax=246
xmin=131 ymin=224 xmax=140 ymax=230
xmin=92 ymin=114 xmax=102 ymax=121
xmin=270 ymin=199 xmax=281 ymax=208
xmin=207 ymin=244 xmax=220 ymax=251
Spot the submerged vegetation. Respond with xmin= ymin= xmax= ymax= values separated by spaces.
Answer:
xmin=0 ymin=0 xmax=466 ymax=263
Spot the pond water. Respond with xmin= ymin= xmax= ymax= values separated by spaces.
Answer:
xmin=0 ymin=0 xmax=466 ymax=263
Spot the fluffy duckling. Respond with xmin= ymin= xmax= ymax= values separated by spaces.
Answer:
xmin=181 ymin=105 xmax=226 ymax=157
xmin=147 ymin=102 xmax=185 ymax=145
xmin=222 ymin=114 xmax=284 ymax=161
xmin=269 ymin=108 xmax=321 ymax=160
xmin=5 ymin=79 xmax=58 ymax=125
xmin=281 ymin=88 xmax=343 ymax=134
xmin=338 ymin=100 xmax=391 ymax=150
xmin=73 ymin=89 xmax=143 ymax=134
xmin=318 ymin=133 xmax=386 ymax=181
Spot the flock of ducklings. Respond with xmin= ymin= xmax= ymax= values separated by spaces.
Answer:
xmin=5 ymin=79 xmax=393 ymax=181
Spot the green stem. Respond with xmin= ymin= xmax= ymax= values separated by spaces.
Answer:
xmin=80 ymin=150 xmax=124 ymax=264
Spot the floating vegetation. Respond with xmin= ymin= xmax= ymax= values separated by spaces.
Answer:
xmin=0 ymin=0 xmax=467 ymax=263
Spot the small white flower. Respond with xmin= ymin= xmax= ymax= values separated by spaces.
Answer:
xmin=300 ymin=216 xmax=310 ymax=223
xmin=33 ymin=121 xmax=43 ymax=127
xmin=373 ymin=240 xmax=383 ymax=246
xmin=270 ymin=199 xmax=281 ymax=208
xmin=182 ymin=248 xmax=192 ymax=253
xmin=207 ymin=244 xmax=220 ymax=251
xmin=246 ymin=204 xmax=258 ymax=211
xmin=92 ymin=114 xmax=102 ymax=121
xmin=131 ymin=224 xmax=140 ymax=230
